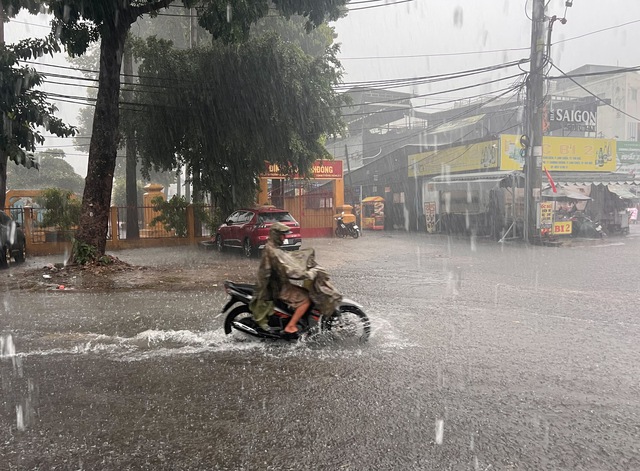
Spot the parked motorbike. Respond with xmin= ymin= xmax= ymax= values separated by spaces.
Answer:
xmin=571 ymin=214 xmax=606 ymax=238
xmin=222 ymin=280 xmax=370 ymax=343
xmin=335 ymin=214 xmax=360 ymax=239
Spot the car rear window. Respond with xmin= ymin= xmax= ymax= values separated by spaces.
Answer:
xmin=259 ymin=212 xmax=296 ymax=224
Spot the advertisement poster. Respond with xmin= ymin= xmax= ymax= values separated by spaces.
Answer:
xmin=424 ymin=202 xmax=436 ymax=233
xmin=500 ymin=135 xmax=616 ymax=172
xmin=616 ymin=141 xmax=640 ymax=174
xmin=539 ymin=201 xmax=553 ymax=230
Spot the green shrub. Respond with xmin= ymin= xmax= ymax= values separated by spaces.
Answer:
xmin=150 ymin=195 xmax=188 ymax=237
xmin=36 ymin=188 xmax=82 ymax=233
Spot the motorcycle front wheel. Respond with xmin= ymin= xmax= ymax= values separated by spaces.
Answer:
xmin=335 ymin=227 xmax=346 ymax=238
xmin=322 ymin=305 xmax=370 ymax=344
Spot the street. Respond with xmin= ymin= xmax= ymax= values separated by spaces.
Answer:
xmin=2 ymin=229 xmax=640 ymax=470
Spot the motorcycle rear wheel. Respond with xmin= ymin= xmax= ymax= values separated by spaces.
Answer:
xmin=224 ymin=305 xmax=256 ymax=339
xmin=322 ymin=305 xmax=370 ymax=344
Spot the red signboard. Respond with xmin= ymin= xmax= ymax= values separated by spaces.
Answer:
xmin=262 ymin=159 xmax=343 ymax=179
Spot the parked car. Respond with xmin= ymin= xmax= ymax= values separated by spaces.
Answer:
xmin=0 ymin=210 xmax=27 ymax=268
xmin=215 ymin=206 xmax=302 ymax=257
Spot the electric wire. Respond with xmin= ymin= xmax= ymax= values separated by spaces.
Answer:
xmin=549 ymin=62 xmax=640 ymax=123
xmin=356 ymin=82 xmax=525 ymax=179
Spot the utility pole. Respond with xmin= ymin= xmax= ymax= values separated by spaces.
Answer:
xmin=0 ymin=1 xmax=4 ymax=46
xmin=184 ymin=7 xmax=198 ymax=204
xmin=123 ymin=45 xmax=140 ymax=239
xmin=524 ymin=0 xmax=547 ymax=243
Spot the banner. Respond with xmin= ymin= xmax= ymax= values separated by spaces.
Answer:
xmin=424 ymin=202 xmax=436 ymax=233
xmin=500 ymin=135 xmax=617 ymax=172
xmin=408 ymin=140 xmax=499 ymax=177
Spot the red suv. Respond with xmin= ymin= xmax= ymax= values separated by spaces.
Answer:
xmin=214 ymin=206 xmax=302 ymax=257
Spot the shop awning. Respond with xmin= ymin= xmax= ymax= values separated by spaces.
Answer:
xmin=362 ymin=196 xmax=385 ymax=203
xmin=427 ymin=171 xmax=523 ymax=192
xmin=542 ymin=187 xmax=592 ymax=200
xmin=607 ymin=185 xmax=639 ymax=200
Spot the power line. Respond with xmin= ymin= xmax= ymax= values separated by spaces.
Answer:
xmin=340 ymin=47 xmax=530 ymax=61
xmin=553 ymin=18 xmax=640 ymax=46
xmin=549 ymin=62 xmax=640 ymax=122
xmin=339 ymin=81 xmax=525 ymax=161
xmin=25 ymin=57 xmax=528 ymax=112
xmin=348 ymin=0 xmax=415 ymax=11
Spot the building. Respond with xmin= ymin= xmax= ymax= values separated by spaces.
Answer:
xmin=550 ymin=64 xmax=640 ymax=140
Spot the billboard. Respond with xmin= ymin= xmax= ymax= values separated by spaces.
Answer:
xmin=262 ymin=159 xmax=343 ymax=179
xmin=408 ymin=140 xmax=499 ymax=177
xmin=500 ymin=135 xmax=617 ymax=172
xmin=546 ymin=98 xmax=598 ymax=134
xmin=616 ymin=141 xmax=640 ymax=174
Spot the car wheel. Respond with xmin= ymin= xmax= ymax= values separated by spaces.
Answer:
xmin=14 ymin=241 xmax=26 ymax=263
xmin=216 ymin=234 xmax=224 ymax=252
xmin=243 ymin=238 xmax=254 ymax=258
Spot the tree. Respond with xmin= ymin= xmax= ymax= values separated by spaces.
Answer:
xmin=132 ymin=33 xmax=346 ymax=217
xmin=4 ymin=0 xmax=348 ymax=262
xmin=6 ymin=148 xmax=84 ymax=193
xmin=0 ymin=37 xmax=75 ymax=209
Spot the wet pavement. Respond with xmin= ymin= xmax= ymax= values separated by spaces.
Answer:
xmin=2 ymin=228 xmax=640 ymax=470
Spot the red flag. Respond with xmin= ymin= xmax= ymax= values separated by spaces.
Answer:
xmin=544 ymin=166 xmax=557 ymax=193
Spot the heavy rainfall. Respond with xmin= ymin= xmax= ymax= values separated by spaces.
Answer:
xmin=1 ymin=1 xmax=640 ymax=469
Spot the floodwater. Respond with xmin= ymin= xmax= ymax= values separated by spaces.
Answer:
xmin=2 ymin=230 xmax=640 ymax=470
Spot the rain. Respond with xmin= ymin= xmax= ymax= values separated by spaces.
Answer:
xmin=1 ymin=0 xmax=640 ymax=469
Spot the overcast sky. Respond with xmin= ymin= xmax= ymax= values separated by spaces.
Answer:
xmin=6 ymin=0 xmax=640 ymax=177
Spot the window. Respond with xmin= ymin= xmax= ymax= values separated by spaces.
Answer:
xmin=238 ymin=211 xmax=253 ymax=224
xmin=631 ymin=88 xmax=638 ymax=101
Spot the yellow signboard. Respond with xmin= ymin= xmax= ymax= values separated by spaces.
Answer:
xmin=539 ymin=202 xmax=553 ymax=226
xmin=408 ymin=140 xmax=499 ymax=177
xmin=500 ymin=135 xmax=616 ymax=172
xmin=552 ymin=220 xmax=573 ymax=235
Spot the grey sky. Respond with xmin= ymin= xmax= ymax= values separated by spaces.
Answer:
xmin=6 ymin=0 xmax=640 ymax=177
xmin=333 ymin=0 xmax=640 ymax=94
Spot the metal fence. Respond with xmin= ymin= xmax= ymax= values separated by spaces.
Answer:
xmin=8 ymin=204 xmax=214 ymax=246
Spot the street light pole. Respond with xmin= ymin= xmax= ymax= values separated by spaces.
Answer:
xmin=524 ymin=0 xmax=547 ymax=243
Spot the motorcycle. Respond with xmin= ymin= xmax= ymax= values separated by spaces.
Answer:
xmin=222 ymin=280 xmax=370 ymax=343
xmin=571 ymin=214 xmax=606 ymax=238
xmin=335 ymin=214 xmax=360 ymax=239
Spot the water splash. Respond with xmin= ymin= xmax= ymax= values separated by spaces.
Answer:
xmin=16 ymin=404 xmax=25 ymax=431
xmin=435 ymin=419 xmax=444 ymax=445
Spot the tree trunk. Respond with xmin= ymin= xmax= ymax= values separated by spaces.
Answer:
xmin=193 ymin=161 xmax=202 ymax=237
xmin=72 ymin=23 xmax=129 ymax=259
xmin=123 ymin=45 xmax=140 ymax=240
xmin=0 ymin=152 xmax=7 ymax=209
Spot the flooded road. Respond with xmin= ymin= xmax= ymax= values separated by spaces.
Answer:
xmin=2 ymin=230 xmax=640 ymax=470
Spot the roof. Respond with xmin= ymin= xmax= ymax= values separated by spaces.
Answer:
xmin=552 ymin=172 xmax=640 ymax=186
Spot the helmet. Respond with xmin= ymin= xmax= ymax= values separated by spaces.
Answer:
xmin=270 ymin=222 xmax=290 ymax=235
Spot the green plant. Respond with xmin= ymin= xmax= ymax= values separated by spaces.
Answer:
xmin=194 ymin=204 xmax=224 ymax=235
xmin=72 ymin=239 xmax=96 ymax=265
xmin=150 ymin=195 xmax=188 ymax=237
xmin=36 ymin=188 xmax=82 ymax=234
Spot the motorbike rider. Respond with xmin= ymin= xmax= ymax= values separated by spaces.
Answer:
xmin=252 ymin=222 xmax=311 ymax=340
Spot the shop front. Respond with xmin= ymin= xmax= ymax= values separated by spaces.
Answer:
xmin=361 ymin=196 xmax=385 ymax=230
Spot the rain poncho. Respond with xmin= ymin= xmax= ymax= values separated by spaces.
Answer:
xmin=250 ymin=232 xmax=342 ymax=328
